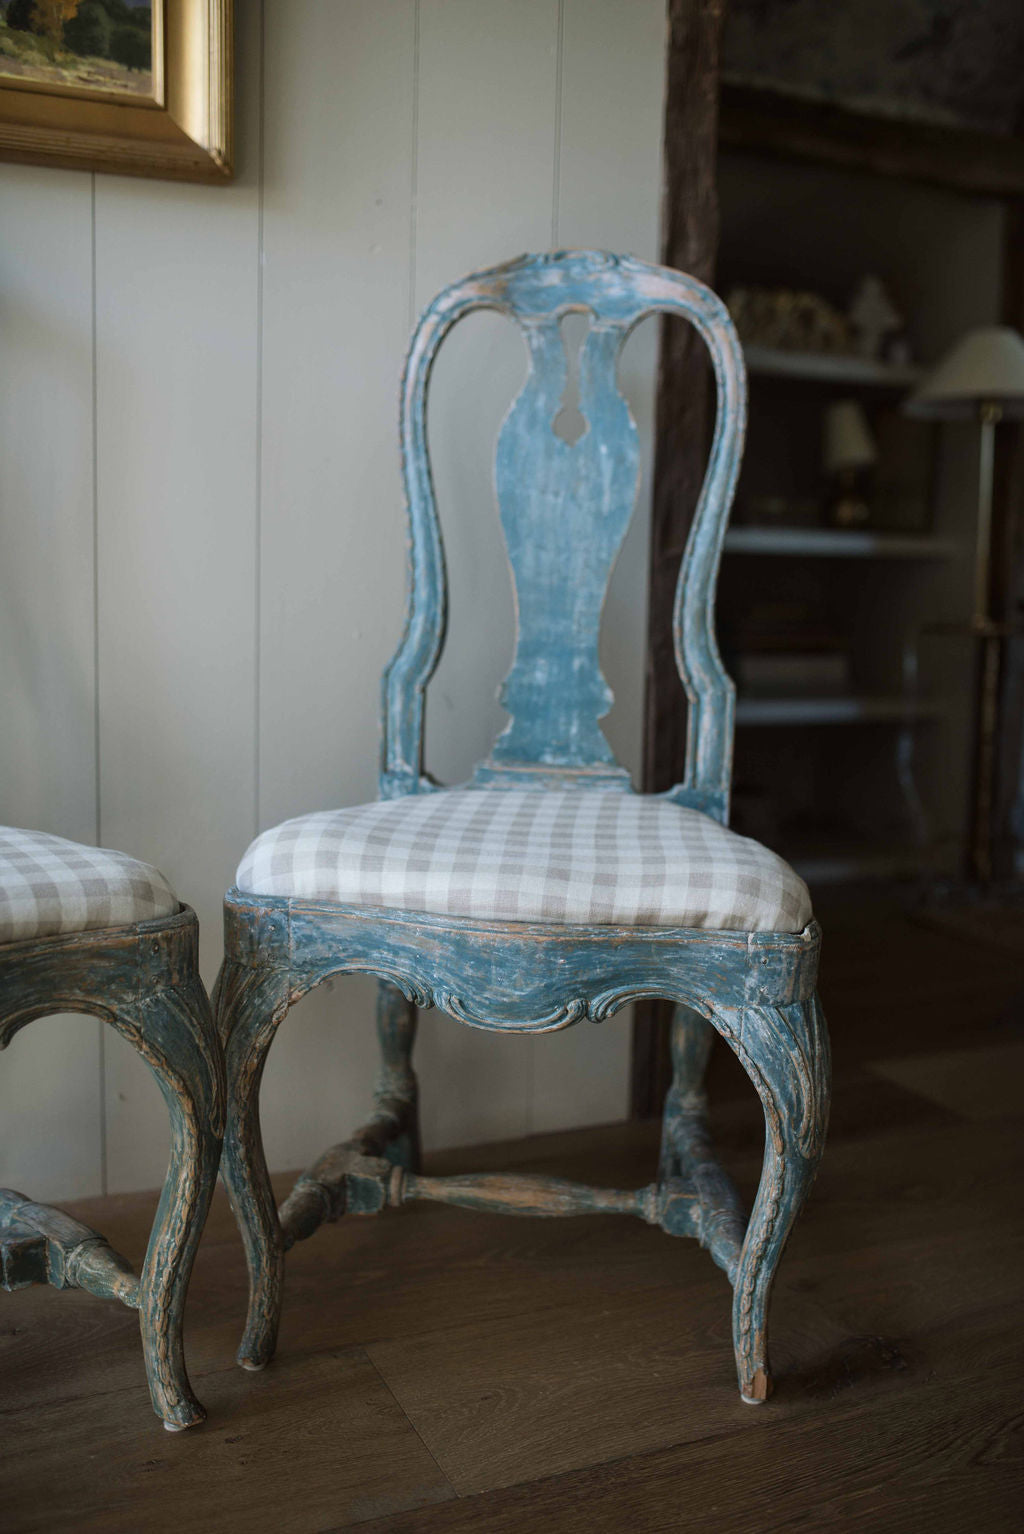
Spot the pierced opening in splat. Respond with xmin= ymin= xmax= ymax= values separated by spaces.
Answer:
xmin=551 ymin=310 xmax=592 ymax=446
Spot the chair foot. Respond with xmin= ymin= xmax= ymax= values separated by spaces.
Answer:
xmin=162 ymin=1410 xmax=203 ymax=1433
xmin=740 ymin=1368 xmax=772 ymax=1404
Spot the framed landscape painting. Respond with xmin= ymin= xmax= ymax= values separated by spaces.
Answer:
xmin=0 ymin=0 xmax=232 ymax=182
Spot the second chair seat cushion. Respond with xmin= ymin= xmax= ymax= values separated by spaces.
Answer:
xmin=0 ymin=826 xmax=179 ymax=943
xmin=236 ymin=789 xmax=812 ymax=933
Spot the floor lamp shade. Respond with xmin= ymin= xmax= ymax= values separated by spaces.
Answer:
xmin=905 ymin=326 xmax=1024 ymax=420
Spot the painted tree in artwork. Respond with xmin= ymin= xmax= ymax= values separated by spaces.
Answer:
xmin=29 ymin=0 xmax=80 ymax=51
xmin=4 ymin=0 xmax=36 ymax=28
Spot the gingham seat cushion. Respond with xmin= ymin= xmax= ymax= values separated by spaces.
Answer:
xmin=236 ymin=789 xmax=812 ymax=933
xmin=0 ymin=827 xmax=179 ymax=943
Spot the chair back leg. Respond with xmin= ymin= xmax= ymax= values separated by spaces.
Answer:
xmin=659 ymin=1004 xmax=714 ymax=1180
xmin=374 ymin=981 xmax=420 ymax=1173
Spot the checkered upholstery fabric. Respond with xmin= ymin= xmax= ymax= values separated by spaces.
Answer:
xmin=0 ymin=827 xmax=179 ymax=943
xmin=236 ymin=789 xmax=812 ymax=933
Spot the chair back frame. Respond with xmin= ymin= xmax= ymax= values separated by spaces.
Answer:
xmin=381 ymin=250 xmax=747 ymax=824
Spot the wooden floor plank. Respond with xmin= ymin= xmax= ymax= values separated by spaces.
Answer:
xmin=868 ymin=1042 xmax=1024 ymax=1121
xmin=1 ymin=1346 xmax=455 ymax=1534
xmin=364 ymin=1276 xmax=852 ymax=1495
xmin=350 ymin=1340 xmax=1024 ymax=1534
xmin=2 ymin=1104 xmax=1017 ymax=1419
xmin=1 ymin=897 xmax=1022 ymax=1531
xmin=363 ymin=1202 xmax=1024 ymax=1499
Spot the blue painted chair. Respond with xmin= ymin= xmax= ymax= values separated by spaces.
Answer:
xmin=217 ymin=251 xmax=830 ymax=1404
xmin=0 ymin=827 xmax=224 ymax=1429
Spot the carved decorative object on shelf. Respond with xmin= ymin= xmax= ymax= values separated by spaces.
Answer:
xmin=848 ymin=274 xmax=904 ymax=362
xmin=727 ymin=284 xmax=852 ymax=354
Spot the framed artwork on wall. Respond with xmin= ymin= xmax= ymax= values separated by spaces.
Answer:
xmin=0 ymin=0 xmax=232 ymax=182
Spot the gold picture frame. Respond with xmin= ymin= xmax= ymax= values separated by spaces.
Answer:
xmin=0 ymin=0 xmax=232 ymax=183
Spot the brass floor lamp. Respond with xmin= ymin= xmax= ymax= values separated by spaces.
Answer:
xmin=906 ymin=326 xmax=1024 ymax=883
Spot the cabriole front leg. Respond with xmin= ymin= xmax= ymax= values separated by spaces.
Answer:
xmin=713 ymin=994 xmax=830 ymax=1404
xmin=214 ymin=959 xmax=292 ymax=1373
xmin=129 ymin=975 xmax=226 ymax=1431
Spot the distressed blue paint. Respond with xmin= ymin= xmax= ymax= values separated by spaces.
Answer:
xmin=223 ymin=895 xmax=819 ymax=1023
xmin=217 ymin=252 xmax=829 ymax=1407
xmin=488 ymin=315 xmax=637 ymax=775
xmin=381 ymin=250 xmax=746 ymax=815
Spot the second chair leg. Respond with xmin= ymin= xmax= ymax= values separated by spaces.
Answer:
xmin=215 ymin=959 xmax=293 ymax=1372
xmin=127 ymin=973 xmax=226 ymax=1430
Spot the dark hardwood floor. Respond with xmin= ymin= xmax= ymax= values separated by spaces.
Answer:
xmin=3 ymin=893 xmax=1023 ymax=1532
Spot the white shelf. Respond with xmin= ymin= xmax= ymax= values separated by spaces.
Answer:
xmin=724 ymin=526 xmax=958 ymax=559
xmin=735 ymin=695 xmax=943 ymax=727
xmin=743 ymin=344 xmax=924 ymax=388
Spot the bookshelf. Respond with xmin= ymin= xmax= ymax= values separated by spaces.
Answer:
xmin=715 ymin=150 xmax=1002 ymax=884
xmin=735 ymin=695 xmax=944 ymax=727
xmin=723 ymin=526 xmax=959 ymax=559
xmin=743 ymin=344 xmax=923 ymax=389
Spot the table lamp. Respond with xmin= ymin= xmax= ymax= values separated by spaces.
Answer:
xmin=905 ymin=325 xmax=1024 ymax=881
xmin=823 ymin=399 xmax=877 ymax=527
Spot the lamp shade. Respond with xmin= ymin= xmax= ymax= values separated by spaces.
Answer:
xmin=905 ymin=325 xmax=1024 ymax=420
xmin=823 ymin=399 xmax=876 ymax=473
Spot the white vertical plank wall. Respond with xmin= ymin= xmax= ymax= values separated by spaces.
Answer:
xmin=94 ymin=0 xmax=263 ymax=1194
xmin=256 ymin=0 xmax=418 ymax=1176
xmin=0 ymin=172 xmax=104 ymax=1199
xmin=0 ymin=0 xmax=667 ymax=1199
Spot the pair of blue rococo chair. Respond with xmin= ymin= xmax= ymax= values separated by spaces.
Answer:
xmin=1 ymin=251 xmax=829 ymax=1430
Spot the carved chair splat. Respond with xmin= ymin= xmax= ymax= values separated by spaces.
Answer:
xmin=217 ymin=251 xmax=831 ymax=1405
xmin=0 ymin=837 xmax=225 ymax=1431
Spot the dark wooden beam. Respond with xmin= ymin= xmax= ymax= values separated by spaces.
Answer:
xmin=719 ymin=82 xmax=1024 ymax=201
xmin=992 ymin=195 xmax=1024 ymax=880
xmin=632 ymin=0 xmax=725 ymax=1120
